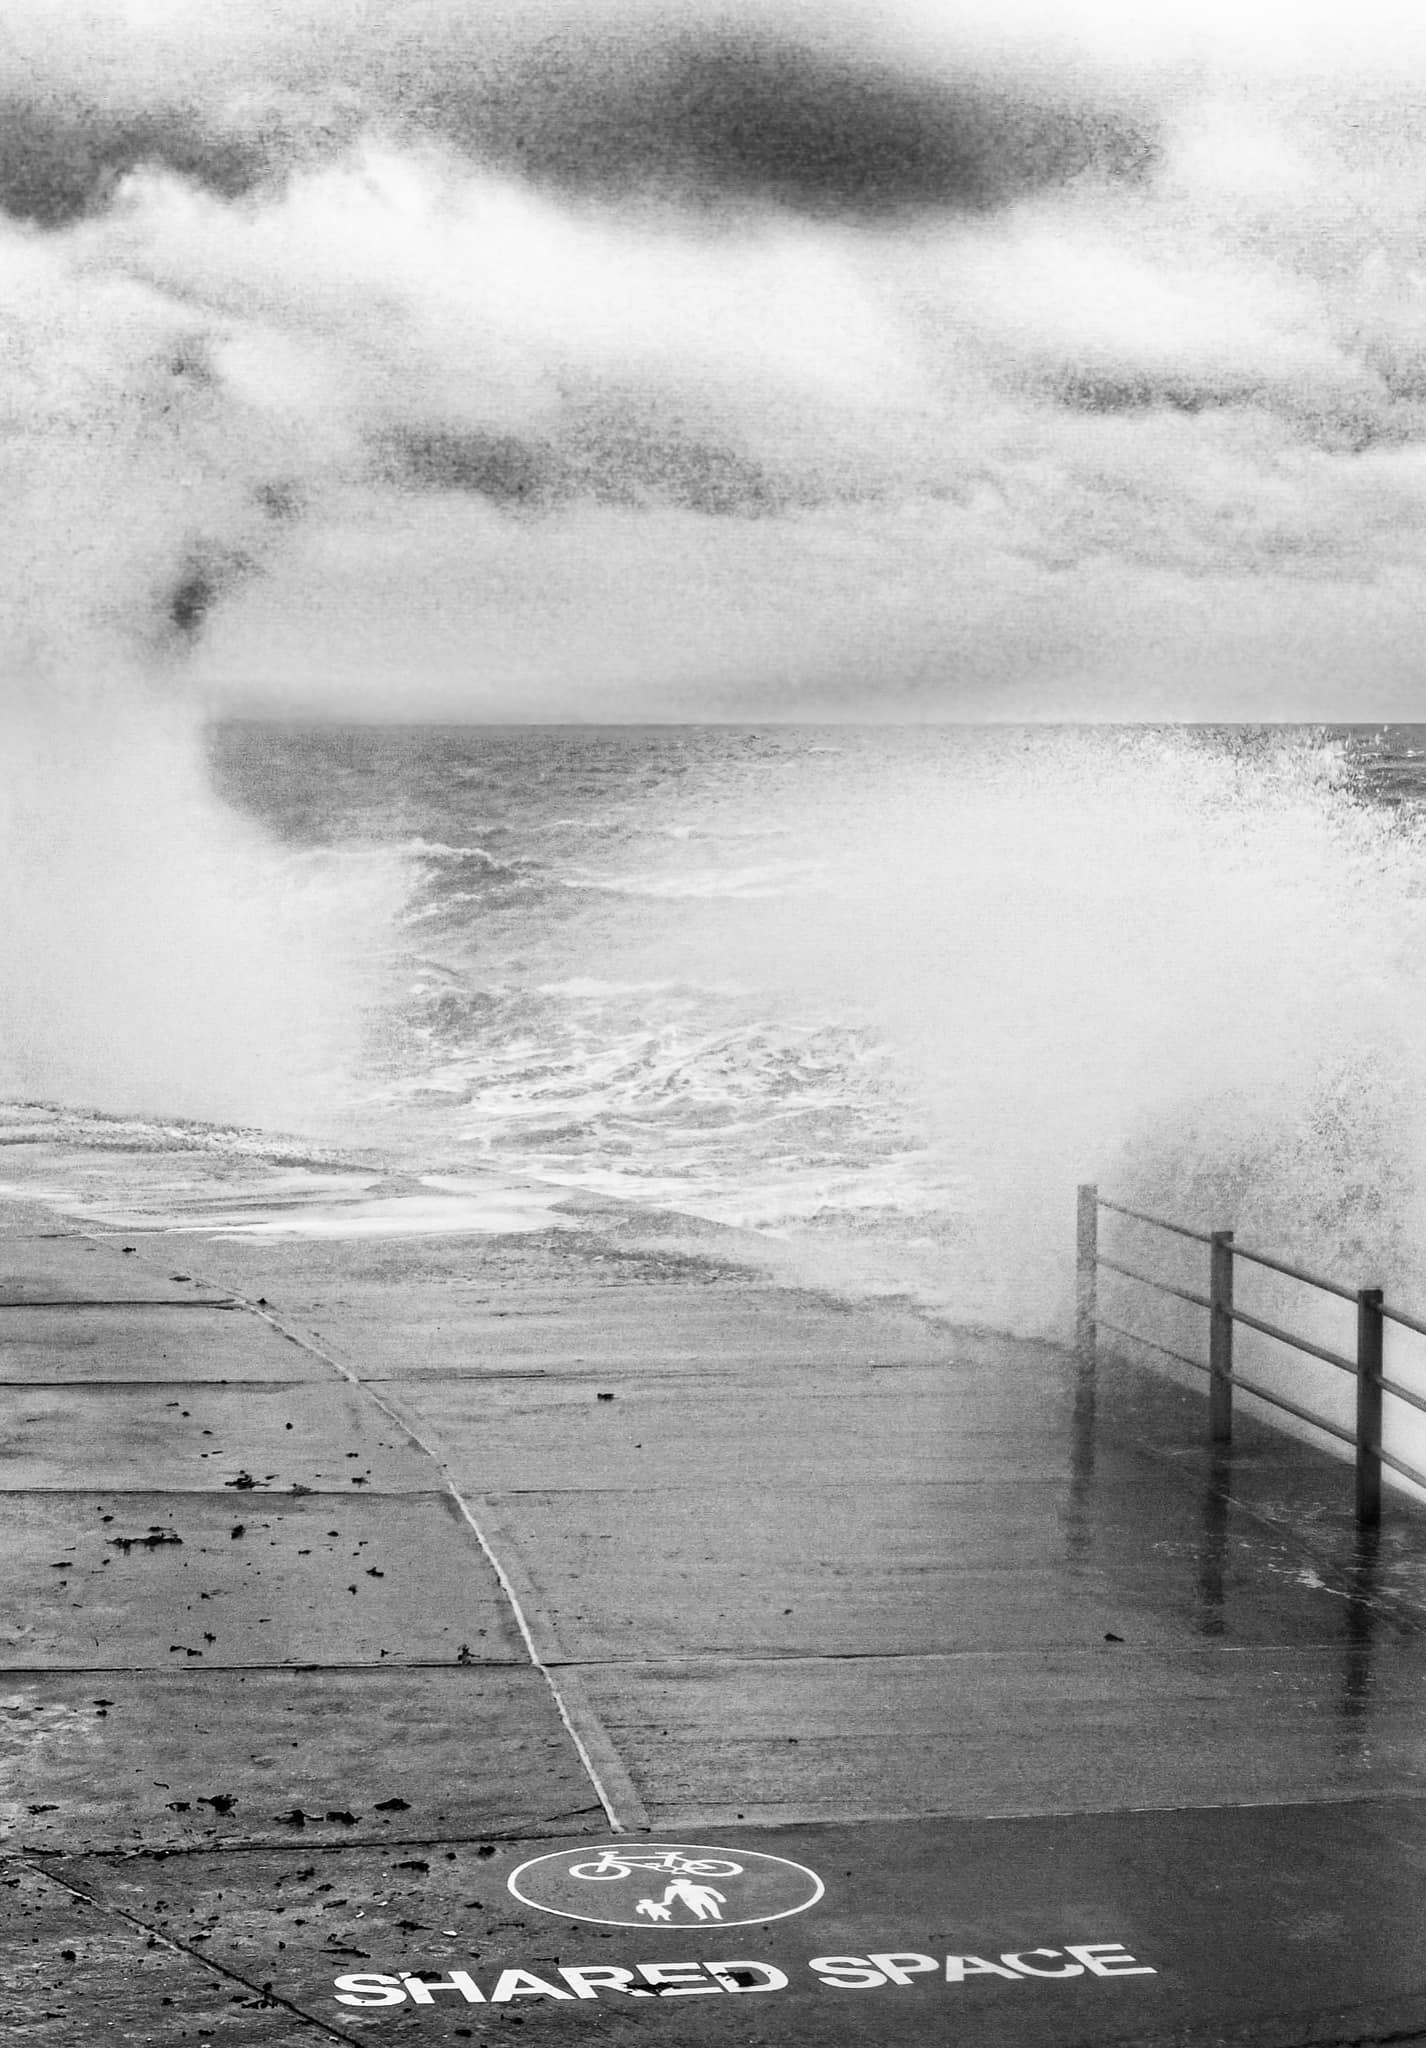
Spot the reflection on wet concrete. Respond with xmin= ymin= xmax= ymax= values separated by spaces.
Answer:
xmin=1340 ymin=1527 xmax=1383 ymax=1749
xmin=12 ymin=1168 xmax=1426 ymax=2048
xmin=1195 ymin=1450 xmax=1233 ymax=1638
xmin=1064 ymin=1353 xmax=1098 ymax=1570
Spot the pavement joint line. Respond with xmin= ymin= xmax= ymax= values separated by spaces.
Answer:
xmin=49 ymin=1818 xmax=609 ymax=1862
xmin=536 ymin=1640 xmax=1374 ymax=1664
xmin=47 ymin=1794 xmax=1426 ymax=1864
xmin=0 ymin=1379 xmax=329 ymax=1389
xmin=354 ymin=1368 xmax=737 ymax=1383
xmin=0 ymin=1487 xmax=452 ymax=1499
xmin=0 ymin=1660 xmax=535 ymax=1674
xmin=184 ymin=1283 xmax=647 ymax=1838
xmin=7 ymin=1854 xmax=365 ymax=2044
xmin=639 ymin=1789 xmax=1426 ymax=1828
xmin=0 ymin=1638 xmax=1381 ymax=1674
xmin=0 ymin=1298 xmax=241 ymax=1310
xmin=462 ymin=1479 xmax=1164 ymax=1495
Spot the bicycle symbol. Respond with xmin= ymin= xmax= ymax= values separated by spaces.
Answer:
xmin=509 ymin=1841 xmax=825 ymax=1927
xmin=567 ymin=1848 xmax=744 ymax=1882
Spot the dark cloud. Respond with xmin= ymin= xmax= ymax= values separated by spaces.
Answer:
xmin=252 ymin=479 xmax=305 ymax=525
xmin=161 ymin=475 xmax=305 ymax=642
xmin=1054 ymin=371 xmax=1266 ymax=416
xmin=569 ymin=416 xmax=787 ymax=515
xmin=0 ymin=97 xmax=277 ymax=226
xmin=406 ymin=29 xmax=1158 ymax=213
xmin=158 ymin=472 xmax=300 ymax=648
xmin=167 ymin=561 xmax=223 ymax=637
xmin=163 ymin=546 xmax=262 ymax=644
xmin=387 ymin=429 xmax=556 ymax=509
xmin=383 ymin=413 xmax=788 ymax=517
xmin=1051 ymin=368 xmax=1426 ymax=456
xmin=0 ymin=22 xmax=1156 ymax=228
xmin=11 ymin=1 xmax=1424 ymax=722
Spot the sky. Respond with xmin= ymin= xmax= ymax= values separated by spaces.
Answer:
xmin=5 ymin=0 xmax=1426 ymax=720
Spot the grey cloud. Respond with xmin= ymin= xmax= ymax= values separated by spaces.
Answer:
xmin=0 ymin=19 xmax=1156 ymax=229
xmin=397 ymin=28 xmax=1157 ymax=214
xmin=0 ymin=98 xmax=273 ymax=226
xmin=8 ymin=0 xmax=1426 ymax=719
xmin=386 ymin=429 xmax=555 ymax=509
xmin=1049 ymin=368 xmax=1426 ymax=456
xmin=569 ymin=413 xmax=788 ymax=515
xmin=166 ymin=558 xmax=232 ymax=640
xmin=162 ymin=488 xmax=297 ymax=647
xmin=382 ymin=411 xmax=790 ymax=518
xmin=0 ymin=84 xmax=371 ymax=226
xmin=1053 ymin=371 xmax=1266 ymax=416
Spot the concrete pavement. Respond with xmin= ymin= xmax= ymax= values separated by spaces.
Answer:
xmin=4 ymin=1146 xmax=1426 ymax=2044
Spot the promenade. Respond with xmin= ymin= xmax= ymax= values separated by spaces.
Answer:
xmin=5 ymin=1140 xmax=1426 ymax=2045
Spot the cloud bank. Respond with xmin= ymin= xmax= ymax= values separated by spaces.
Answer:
xmin=4 ymin=0 xmax=1426 ymax=717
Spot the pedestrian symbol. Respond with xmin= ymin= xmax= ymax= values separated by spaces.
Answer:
xmin=636 ymin=1879 xmax=727 ymax=1922
xmin=509 ymin=1843 xmax=825 ymax=1929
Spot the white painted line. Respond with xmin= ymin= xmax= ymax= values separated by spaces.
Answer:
xmin=219 ymin=1291 xmax=645 ymax=1836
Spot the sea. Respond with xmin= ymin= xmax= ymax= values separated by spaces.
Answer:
xmin=7 ymin=721 xmax=1426 ymax=1347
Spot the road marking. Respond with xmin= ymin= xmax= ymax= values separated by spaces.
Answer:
xmin=510 ymin=1842 xmax=823 ymax=1927
xmin=209 ymin=1289 xmax=645 ymax=1835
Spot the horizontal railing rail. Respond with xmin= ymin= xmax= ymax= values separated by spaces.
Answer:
xmin=1095 ymin=1196 xmax=1213 ymax=1245
xmin=1076 ymin=1183 xmax=1425 ymax=1527
xmin=1226 ymin=1241 xmax=1358 ymax=1303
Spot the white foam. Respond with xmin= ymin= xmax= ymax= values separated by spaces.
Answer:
xmin=205 ymin=1188 xmax=571 ymax=1237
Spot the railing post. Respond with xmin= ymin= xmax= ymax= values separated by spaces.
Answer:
xmin=1076 ymin=1185 xmax=1098 ymax=1362
xmin=1209 ymin=1231 xmax=1234 ymax=1444
xmin=1356 ymin=1287 xmax=1384 ymax=1528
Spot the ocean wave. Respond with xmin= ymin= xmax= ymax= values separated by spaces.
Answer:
xmin=398 ymin=838 xmax=514 ymax=865
xmin=33 ymin=722 xmax=1426 ymax=1354
xmin=559 ymin=861 xmax=828 ymax=900
xmin=660 ymin=822 xmax=794 ymax=842
xmin=533 ymin=977 xmax=727 ymax=997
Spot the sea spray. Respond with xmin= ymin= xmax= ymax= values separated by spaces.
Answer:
xmin=0 ymin=702 xmax=389 ymax=1127
xmin=297 ymin=724 xmax=1426 ymax=1349
xmin=748 ymin=726 xmax=1426 ymax=1333
xmin=0 ymin=214 xmax=389 ymax=1129
xmin=17 ymin=715 xmax=1426 ymax=1387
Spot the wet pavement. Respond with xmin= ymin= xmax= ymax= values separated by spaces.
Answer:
xmin=4 ymin=1151 xmax=1426 ymax=2044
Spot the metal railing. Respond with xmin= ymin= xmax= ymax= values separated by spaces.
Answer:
xmin=1077 ymin=1184 xmax=1426 ymax=1527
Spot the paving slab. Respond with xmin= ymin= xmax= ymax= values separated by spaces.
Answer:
xmin=0 ymin=1305 xmax=329 ymax=1384
xmin=0 ymin=1492 xmax=523 ymax=1669
xmin=0 ymin=1856 xmax=315 ymax=2047
xmin=338 ymin=1326 xmax=954 ymax=1378
xmin=39 ymin=1802 xmax=1426 ymax=2048
xmin=160 ymin=1232 xmax=774 ymax=1302
xmin=0 ymin=1383 xmax=436 ymax=1493
xmin=475 ymin=1478 xmax=1421 ymax=1662
xmin=0 ymin=1200 xmax=90 ymax=1232
xmin=577 ymin=1642 xmax=1426 ymax=1825
xmin=377 ymin=1374 xmax=1145 ymax=1489
xmin=1094 ymin=1348 xmax=1426 ymax=1620
xmin=271 ymin=1305 xmax=956 ymax=1380
xmin=155 ymin=1233 xmax=957 ymax=1373
xmin=0 ymin=1236 xmax=230 ymax=1305
xmin=0 ymin=1670 xmax=603 ymax=1855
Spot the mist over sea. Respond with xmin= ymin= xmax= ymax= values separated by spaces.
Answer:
xmin=7 ymin=721 xmax=1425 ymax=1343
